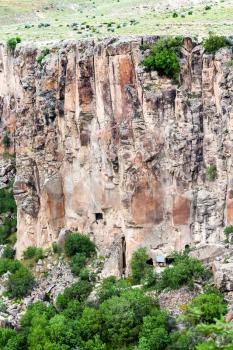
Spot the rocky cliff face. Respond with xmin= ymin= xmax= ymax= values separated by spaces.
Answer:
xmin=0 ymin=37 xmax=233 ymax=276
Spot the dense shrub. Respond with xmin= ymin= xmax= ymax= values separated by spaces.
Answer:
xmin=97 ymin=276 xmax=131 ymax=303
xmin=138 ymin=309 xmax=170 ymax=350
xmin=0 ymin=328 xmax=26 ymax=350
xmin=2 ymin=245 xmax=15 ymax=259
xmin=21 ymin=302 xmax=56 ymax=329
xmin=23 ymin=246 xmax=43 ymax=262
xmin=70 ymin=253 xmax=87 ymax=276
xmin=206 ymin=164 xmax=217 ymax=181
xmin=157 ymin=252 xmax=210 ymax=291
xmin=7 ymin=266 xmax=35 ymax=298
xmin=0 ymin=216 xmax=17 ymax=244
xmin=7 ymin=37 xmax=21 ymax=52
xmin=0 ymin=258 xmax=22 ymax=276
xmin=64 ymin=232 xmax=96 ymax=257
xmin=203 ymin=34 xmax=231 ymax=54
xmin=130 ymin=247 xmax=156 ymax=285
xmin=195 ymin=319 xmax=233 ymax=349
xmin=143 ymin=36 xmax=182 ymax=79
xmin=56 ymin=281 xmax=93 ymax=311
xmin=80 ymin=268 xmax=96 ymax=282
xmin=99 ymin=289 xmax=158 ymax=348
xmin=0 ymin=186 xmax=17 ymax=213
xmin=184 ymin=292 xmax=227 ymax=325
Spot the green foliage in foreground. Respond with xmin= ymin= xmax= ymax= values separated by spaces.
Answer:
xmin=0 ymin=245 xmax=227 ymax=350
xmin=203 ymin=34 xmax=231 ymax=54
xmin=143 ymin=36 xmax=182 ymax=79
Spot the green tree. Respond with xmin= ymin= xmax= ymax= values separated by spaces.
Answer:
xmin=138 ymin=309 xmax=170 ymax=350
xmin=7 ymin=266 xmax=35 ymax=298
xmin=130 ymin=247 xmax=155 ymax=285
xmin=64 ymin=232 xmax=96 ymax=257
xmin=99 ymin=288 xmax=158 ymax=348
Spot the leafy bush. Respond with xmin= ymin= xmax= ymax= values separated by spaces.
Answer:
xmin=80 ymin=268 xmax=96 ymax=282
xmin=36 ymin=47 xmax=50 ymax=64
xmin=64 ymin=232 xmax=96 ymax=257
xmin=138 ymin=309 xmax=170 ymax=350
xmin=2 ymin=133 xmax=11 ymax=148
xmin=184 ymin=292 xmax=227 ymax=325
xmin=130 ymin=247 xmax=156 ymax=285
xmin=0 ymin=216 xmax=17 ymax=244
xmin=2 ymin=245 xmax=15 ymax=259
xmin=7 ymin=37 xmax=21 ymax=52
xmin=21 ymin=301 xmax=56 ymax=328
xmin=224 ymin=225 xmax=233 ymax=242
xmin=97 ymin=276 xmax=131 ymax=303
xmin=99 ymin=289 xmax=158 ymax=348
xmin=23 ymin=246 xmax=43 ymax=262
xmin=203 ymin=34 xmax=231 ymax=54
xmin=195 ymin=319 xmax=233 ymax=350
xmin=157 ymin=252 xmax=210 ymax=291
xmin=143 ymin=36 xmax=182 ymax=79
xmin=56 ymin=281 xmax=93 ymax=311
xmin=70 ymin=253 xmax=87 ymax=276
xmin=0 ymin=258 xmax=22 ymax=276
xmin=206 ymin=164 xmax=217 ymax=181
xmin=7 ymin=266 xmax=35 ymax=298
xmin=0 ymin=186 xmax=17 ymax=213
xmin=172 ymin=12 xmax=178 ymax=18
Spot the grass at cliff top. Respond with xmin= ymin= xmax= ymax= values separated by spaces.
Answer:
xmin=0 ymin=0 xmax=233 ymax=43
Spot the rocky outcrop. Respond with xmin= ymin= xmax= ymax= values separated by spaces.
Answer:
xmin=0 ymin=37 xmax=233 ymax=275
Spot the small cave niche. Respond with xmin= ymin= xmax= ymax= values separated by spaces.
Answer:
xmin=165 ymin=256 xmax=175 ymax=265
xmin=95 ymin=212 xmax=103 ymax=222
xmin=146 ymin=258 xmax=154 ymax=266
xmin=185 ymin=244 xmax=190 ymax=252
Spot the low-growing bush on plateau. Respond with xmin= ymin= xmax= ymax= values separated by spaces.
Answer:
xmin=7 ymin=36 xmax=21 ymax=52
xmin=143 ymin=36 xmax=182 ymax=80
xmin=203 ymin=34 xmax=231 ymax=54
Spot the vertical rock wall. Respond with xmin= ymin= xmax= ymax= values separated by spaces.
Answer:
xmin=0 ymin=37 xmax=233 ymax=275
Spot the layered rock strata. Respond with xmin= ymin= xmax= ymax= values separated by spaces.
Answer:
xmin=0 ymin=37 xmax=233 ymax=275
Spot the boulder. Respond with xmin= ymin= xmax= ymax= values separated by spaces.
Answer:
xmin=212 ymin=261 xmax=233 ymax=292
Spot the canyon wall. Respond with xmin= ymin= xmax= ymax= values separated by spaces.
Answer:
xmin=0 ymin=37 xmax=233 ymax=275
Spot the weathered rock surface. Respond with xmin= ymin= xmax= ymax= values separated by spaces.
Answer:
xmin=0 ymin=258 xmax=77 ymax=327
xmin=1 ymin=37 xmax=233 ymax=275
